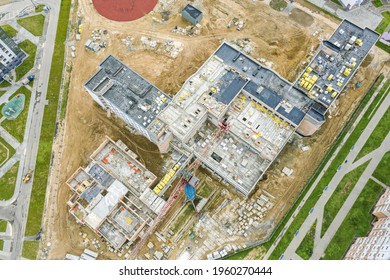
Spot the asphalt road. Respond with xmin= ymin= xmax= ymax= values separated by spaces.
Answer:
xmin=265 ymin=83 xmax=390 ymax=260
xmin=0 ymin=0 xmax=60 ymax=259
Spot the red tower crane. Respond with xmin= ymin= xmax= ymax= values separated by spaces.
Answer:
xmin=128 ymin=119 xmax=230 ymax=259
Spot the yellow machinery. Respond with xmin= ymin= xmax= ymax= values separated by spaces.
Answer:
xmin=153 ymin=164 xmax=181 ymax=194
xmin=23 ymin=169 xmax=33 ymax=184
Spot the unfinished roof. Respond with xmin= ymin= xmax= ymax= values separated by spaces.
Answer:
xmin=295 ymin=20 xmax=379 ymax=108
xmin=67 ymin=137 xmax=162 ymax=249
xmin=182 ymin=4 xmax=202 ymax=19
xmin=215 ymin=43 xmax=312 ymax=126
xmin=186 ymin=122 xmax=268 ymax=196
xmin=85 ymin=55 xmax=171 ymax=128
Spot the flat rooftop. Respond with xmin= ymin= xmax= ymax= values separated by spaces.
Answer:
xmin=85 ymin=55 xmax=172 ymax=128
xmin=215 ymin=43 xmax=312 ymax=126
xmin=295 ymin=20 xmax=379 ymax=108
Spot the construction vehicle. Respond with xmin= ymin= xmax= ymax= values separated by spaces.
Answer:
xmin=23 ymin=169 xmax=33 ymax=183
xmin=128 ymin=118 xmax=231 ymax=259
xmin=21 ymin=75 xmax=35 ymax=85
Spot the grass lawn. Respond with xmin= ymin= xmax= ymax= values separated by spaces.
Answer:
xmin=321 ymin=179 xmax=383 ymax=259
xmin=0 ymin=24 xmax=17 ymax=37
xmin=172 ymin=204 xmax=195 ymax=234
xmin=0 ymin=220 xmax=8 ymax=250
xmin=375 ymin=11 xmax=390 ymax=34
xmin=270 ymin=0 xmax=288 ymax=11
xmin=0 ymin=86 xmax=31 ymax=142
xmin=197 ymin=184 xmax=213 ymax=198
xmin=0 ymin=162 xmax=19 ymax=201
xmin=17 ymin=14 xmax=45 ymax=37
xmin=35 ymin=4 xmax=45 ymax=13
xmin=267 ymin=74 xmax=384 ymax=259
xmin=330 ymin=0 xmax=343 ymax=7
xmin=0 ymin=80 xmax=11 ymax=88
xmin=376 ymin=41 xmax=390 ymax=54
xmin=372 ymin=0 xmax=383 ymax=7
xmin=0 ymin=91 xmax=6 ymax=98
xmin=321 ymin=162 xmax=369 ymax=237
xmin=355 ymin=107 xmax=390 ymax=161
xmin=373 ymin=151 xmax=390 ymax=185
xmin=16 ymin=40 xmax=37 ymax=81
xmin=22 ymin=241 xmax=40 ymax=260
xmin=302 ymin=0 xmax=342 ymax=22
xmin=0 ymin=136 xmax=15 ymax=167
xmin=296 ymin=220 xmax=317 ymax=260
xmin=25 ymin=0 xmax=72 ymax=237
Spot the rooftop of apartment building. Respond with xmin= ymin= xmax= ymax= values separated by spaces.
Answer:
xmin=66 ymin=137 xmax=166 ymax=249
xmin=0 ymin=27 xmax=24 ymax=56
xmin=84 ymin=55 xmax=172 ymax=129
xmin=295 ymin=20 xmax=379 ymax=108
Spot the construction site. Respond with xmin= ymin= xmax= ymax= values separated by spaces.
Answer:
xmin=41 ymin=0 xmax=388 ymax=260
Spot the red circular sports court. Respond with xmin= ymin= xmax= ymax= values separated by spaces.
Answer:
xmin=92 ymin=0 xmax=158 ymax=22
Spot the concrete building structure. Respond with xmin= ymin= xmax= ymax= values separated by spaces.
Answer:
xmin=295 ymin=20 xmax=378 ymax=135
xmin=66 ymin=137 xmax=167 ymax=249
xmin=344 ymin=188 xmax=390 ymax=260
xmin=181 ymin=4 xmax=203 ymax=25
xmin=0 ymin=27 xmax=26 ymax=81
xmin=85 ymin=20 xmax=379 ymax=197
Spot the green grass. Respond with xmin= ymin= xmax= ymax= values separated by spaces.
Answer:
xmin=0 ymin=220 xmax=8 ymax=250
xmin=197 ymin=184 xmax=213 ymax=198
xmin=267 ymin=74 xmax=384 ymax=259
xmin=321 ymin=161 xmax=370 ymax=237
xmin=0 ymin=91 xmax=6 ymax=98
xmin=0 ymin=220 xmax=6 ymax=231
xmin=375 ymin=11 xmax=390 ymax=35
xmin=172 ymin=204 xmax=195 ymax=234
xmin=0 ymin=136 xmax=15 ymax=167
xmin=0 ymin=24 xmax=17 ymax=37
xmin=330 ymin=0 xmax=343 ymax=7
xmin=302 ymin=0 xmax=342 ymax=22
xmin=296 ymin=220 xmax=317 ymax=260
xmin=15 ymin=40 xmax=37 ymax=81
xmin=373 ymin=151 xmax=390 ymax=185
xmin=355 ymin=107 xmax=389 ymax=161
xmin=372 ymin=0 xmax=383 ymax=7
xmin=0 ymin=162 xmax=19 ymax=201
xmin=223 ymin=249 xmax=251 ymax=260
xmin=321 ymin=179 xmax=383 ymax=259
xmin=25 ymin=0 xmax=72 ymax=237
xmin=0 ymin=80 xmax=11 ymax=88
xmin=376 ymin=41 xmax=390 ymax=54
xmin=22 ymin=241 xmax=40 ymax=260
xmin=59 ymin=64 xmax=72 ymax=120
xmin=35 ymin=4 xmax=45 ymax=13
xmin=1 ymin=86 xmax=31 ymax=142
xmin=17 ymin=14 xmax=45 ymax=37
xmin=270 ymin=0 xmax=288 ymax=11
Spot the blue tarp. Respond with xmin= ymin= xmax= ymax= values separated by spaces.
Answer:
xmin=185 ymin=184 xmax=196 ymax=201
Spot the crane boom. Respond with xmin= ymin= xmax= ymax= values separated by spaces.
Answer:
xmin=128 ymin=119 xmax=231 ymax=259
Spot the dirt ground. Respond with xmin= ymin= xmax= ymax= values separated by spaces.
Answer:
xmin=41 ymin=0 xmax=387 ymax=259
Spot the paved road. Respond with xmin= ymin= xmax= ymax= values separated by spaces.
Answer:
xmin=0 ymin=0 xmax=60 ymax=259
xmin=265 ymin=78 xmax=390 ymax=260
xmin=310 ymin=134 xmax=390 ymax=259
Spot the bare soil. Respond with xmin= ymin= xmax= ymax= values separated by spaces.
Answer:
xmin=42 ymin=0 xmax=386 ymax=259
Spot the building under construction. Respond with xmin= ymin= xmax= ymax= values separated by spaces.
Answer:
xmin=66 ymin=137 xmax=168 ymax=249
xmin=84 ymin=20 xmax=379 ymax=198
